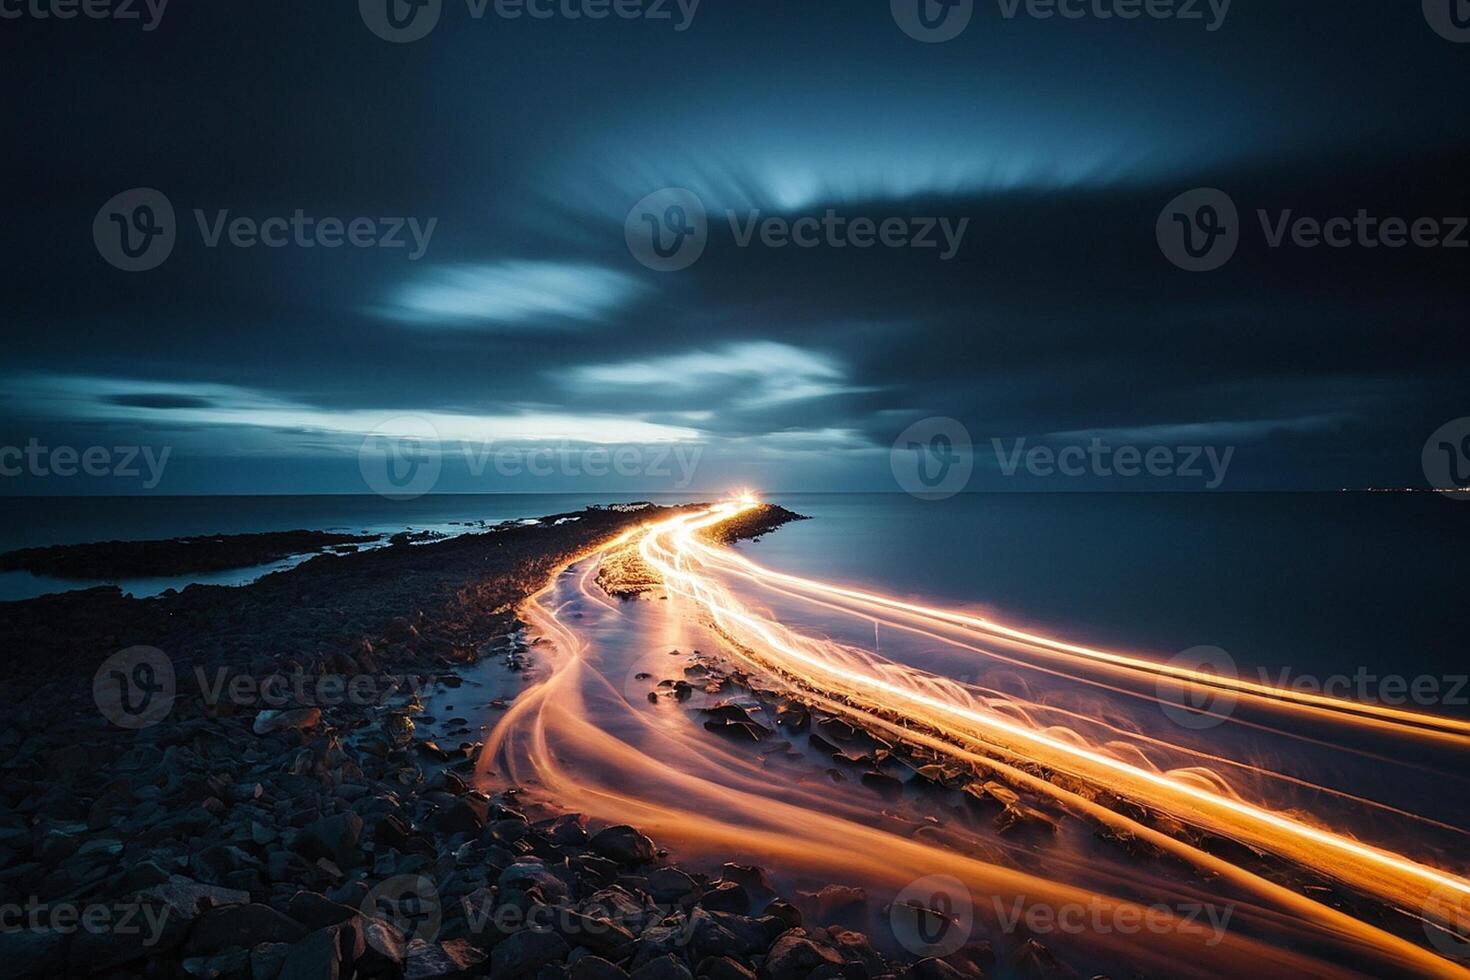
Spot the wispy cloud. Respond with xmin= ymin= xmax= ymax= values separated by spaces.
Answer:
xmin=373 ymin=262 xmax=647 ymax=329
xmin=572 ymin=341 xmax=872 ymax=409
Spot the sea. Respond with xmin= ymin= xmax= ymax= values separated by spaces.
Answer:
xmin=1 ymin=492 xmax=1465 ymax=693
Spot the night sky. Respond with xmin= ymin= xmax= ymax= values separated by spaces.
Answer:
xmin=3 ymin=0 xmax=1467 ymax=493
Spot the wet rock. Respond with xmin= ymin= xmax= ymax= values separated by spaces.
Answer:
xmin=287 ymin=891 xmax=358 ymax=929
xmin=185 ymin=903 xmax=309 ymax=956
xmin=694 ymin=956 xmax=756 ymax=980
xmin=764 ymin=930 xmax=843 ymax=980
xmin=994 ymin=805 xmax=1059 ymax=839
xmin=499 ymin=860 xmax=572 ymax=904
xmin=798 ymin=884 xmax=867 ymax=924
xmin=911 ymin=957 xmax=967 ymax=980
xmin=489 ymin=928 xmax=570 ymax=979
xmin=647 ymin=866 xmax=697 ymax=902
xmin=296 ymin=812 xmax=364 ymax=867
xmin=406 ymin=937 xmax=487 ymax=978
xmin=434 ymin=797 xmax=487 ymax=837
xmin=277 ymin=925 xmax=348 ymax=980
xmin=253 ymin=708 xmax=322 ymax=736
xmin=698 ymin=880 xmax=750 ymax=914
xmin=630 ymin=953 xmax=694 ymax=980
xmin=761 ymin=898 xmax=802 ymax=930
xmin=1013 ymin=938 xmax=1077 ymax=979
xmin=568 ymin=954 xmax=630 ymax=980
xmin=589 ymin=825 xmax=656 ymax=866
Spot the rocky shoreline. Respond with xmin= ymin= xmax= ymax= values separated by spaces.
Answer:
xmin=0 ymin=503 xmax=976 ymax=979
xmin=0 ymin=530 xmax=381 ymax=580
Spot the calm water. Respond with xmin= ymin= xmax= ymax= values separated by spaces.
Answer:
xmin=2 ymin=492 xmax=1465 ymax=689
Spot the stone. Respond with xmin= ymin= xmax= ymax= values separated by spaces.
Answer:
xmin=569 ymin=954 xmax=630 ymax=980
xmin=489 ymin=928 xmax=571 ymax=979
xmin=589 ymin=826 xmax=656 ymax=866
xmin=185 ymin=903 xmax=309 ymax=956
xmin=297 ymin=812 xmax=364 ymax=867
xmin=405 ymin=937 xmax=487 ymax=978
xmin=253 ymin=708 xmax=322 ymax=736
xmin=629 ymin=953 xmax=694 ymax=980
xmin=764 ymin=930 xmax=843 ymax=980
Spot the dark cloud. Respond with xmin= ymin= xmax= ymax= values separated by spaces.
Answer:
xmin=1 ymin=0 xmax=1466 ymax=492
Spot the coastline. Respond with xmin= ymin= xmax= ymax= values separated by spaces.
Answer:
xmin=0 ymin=502 xmax=927 ymax=979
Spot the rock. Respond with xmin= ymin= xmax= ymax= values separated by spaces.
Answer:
xmin=761 ymin=898 xmax=801 ymax=930
xmin=250 ymin=942 xmax=291 ymax=980
xmin=798 ymin=884 xmax=867 ymax=924
xmin=764 ymin=930 xmax=843 ymax=980
xmin=489 ymin=929 xmax=571 ymax=979
xmin=994 ymin=805 xmax=1060 ymax=839
xmin=911 ymin=957 xmax=967 ymax=980
xmin=629 ymin=953 xmax=694 ymax=980
xmin=434 ymin=797 xmax=487 ymax=837
xmin=277 ymin=926 xmax=346 ymax=980
xmin=287 ymin=891 xmax=358 ymax=929
xmin=860 ymin=771 xmax=904 ymax=800
xmin=646 ymin=867 xmax=697 ymax=902
xmin=1013 ymin=938 xmax=1077 ymax=979
xmin=695 ymin=956 xmax=756 ymax=980
xmin=253 ymin=708 xmax=322 ymax=736
xmin=499 ymin=861 xmax=571 ymax=904
xmin=297 ymin=812 xmax=364 ymax=867
xmin=405 ymin=938 xmax=487 ymax=978
xmin=697 ymin=881 xmax=749 ymax=914
xmin=185 ymin=903 xmax=309 ymax=956
xmin=140 ymin=874 xmax=249 ymax=919
xmin=549 ymin=813 xmax=588 ymax=845
xmin=569 ymin=954 xmax=630 ymax=980
xmin=589 ymin=826 xmax=656 ymax=865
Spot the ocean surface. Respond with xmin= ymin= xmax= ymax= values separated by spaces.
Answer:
xmin=2 ymin=492 xmax=1465 ymax=693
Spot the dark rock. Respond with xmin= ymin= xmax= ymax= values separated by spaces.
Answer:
xmin=695 ymin=956 xmax=756 ymax=980
xmin=405 ymin=937 xmax=487 ymax=978
xmin=764 ymin=930 xmax=843 ymax=980
xmin=589 ymin=826 xmax=656 ymax=866
xmin=287 ymin=891 xmax=358 ymax=929
xmin=911 ymin=957 xmax=966 ymax=980
xmin=630 ymin=953 xmax=694 ymax=980
xmin=489 ymin=929 xmax=571 ymax=979
xmin=569 ymin=954 xmax=630 ymax=980
xmin=697 ymin=881 xmax=749 ymax=914
xmin=297 ymin=812 xmax=365 ymax=867
xmin=253 ymin=708 xmax=323 ymax=736
xmin=185 ymin=903 xmax=309 ymax=956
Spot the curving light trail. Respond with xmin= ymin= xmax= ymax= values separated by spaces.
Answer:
xmin=476 ymin=500 xmax=1470 ymax=978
